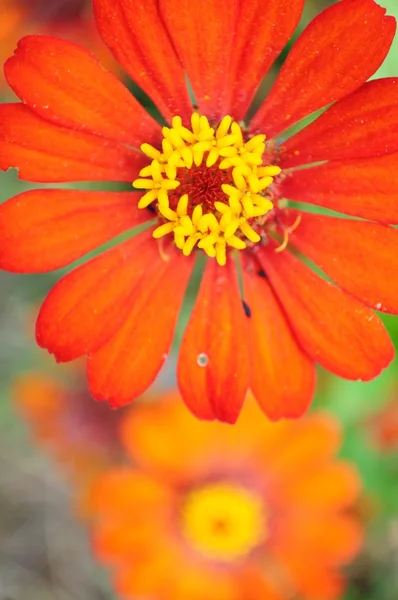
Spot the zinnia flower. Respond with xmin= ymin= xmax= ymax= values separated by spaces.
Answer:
xmin=0 ymin=0 xmax=397 ymax=422
xmin=92 ymin=391 xmax=363 ymax=600
xmin=14 ymin=366 xmax=123 ymax=516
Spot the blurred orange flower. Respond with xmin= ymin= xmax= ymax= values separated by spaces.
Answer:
xmin=14 ymin=367 xmax=124 ymax=516
xmin=93 ymin=392 xmax=363 ymax=600
xmin=0 ymin=0 xmax=114 ymax=87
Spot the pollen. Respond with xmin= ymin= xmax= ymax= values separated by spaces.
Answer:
xmin=133 ymin=113 xmax=281 ymax=265
xmin=180 ymin=482 xmax=266 ymax=561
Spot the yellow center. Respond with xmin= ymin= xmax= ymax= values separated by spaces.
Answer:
xmin=180 ymin=482 xmax=266 ymax=562
xmin=133 ymin=113 xmax=281 ymax=266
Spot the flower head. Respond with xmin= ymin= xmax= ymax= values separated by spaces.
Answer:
xmin=14 ymin=366 xmax=124 ymax=516
xmin=133 ymin=114 xmax=278 ymax=264
xmin=92 ymin=391 xmax=363 ymax=600
xmin=0 ymin=0 xmax=397 ymax=421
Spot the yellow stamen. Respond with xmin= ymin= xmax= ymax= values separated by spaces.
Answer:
xmin=181 ymin=483 xmax=266 ymax=561
xmin=153 ymin=222 xmax=176 ymax=238
xmin=132 ymin=112 xmax=282 ymax=265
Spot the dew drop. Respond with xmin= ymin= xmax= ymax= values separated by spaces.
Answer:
xmin=375 ymin=302 xmax=382 ymax=310
xmin=197 ymin=352 xmax=208 ymax=367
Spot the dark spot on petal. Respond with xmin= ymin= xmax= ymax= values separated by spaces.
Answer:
xmin=242 ymin=300 xmax=251 ymax=318
xmin=257 ymin=269 xmax=267 ymax=279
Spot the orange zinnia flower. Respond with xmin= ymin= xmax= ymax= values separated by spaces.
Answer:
xmin=14 ymin=367 xmax=123 ymax=516
xmin=92 ymin=392 xmax=363 ymax=600
xmin=0 ymin=0 xmax=397 ymax=422
xmin=0 ymin=0 xmax=114 ymax=86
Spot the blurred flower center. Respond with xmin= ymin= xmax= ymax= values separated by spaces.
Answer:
xmin=133 ymin=113 xmax=281 ymax=265
xmin=180 ymin=482 xmax=266 ymax=561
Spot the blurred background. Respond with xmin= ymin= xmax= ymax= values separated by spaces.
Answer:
xmin=1 ymin=0 xmax=398 ymax=598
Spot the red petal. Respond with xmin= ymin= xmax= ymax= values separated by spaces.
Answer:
xmin=0 ymin=104 xmax=144 ymax=182
xmin=230 ymin=0 xmax=304 ymax=121
xmin=250 ymin=0 xmax=396 ymax=138
xmin=93 ymin=0 xmax=192 ymax=122
xmin=0 ymin=189 xmax=148 ymax=273
xmin=281 ymin=153 xmax=398 ymax=223
xmin=177 ymin=260 xmax=250 ymax=424
xmin=36 ymin=231 xmax=161 ymax=361
xmin=87 ymin=249 xmax=194 ymax=407
xmin=282 ymin=78 xmax=398 ymax=167
xmin=290 ymin=213 xmax=398 ymax=314
xmin=159 ymin=0 xmax=239 ymax=121
xmin=259 ymin=245 xmax=394 ymax=380
xmin=5 ymin=36 xmax=160 ymax=148
xmin=242 ymin=268 xmax=315 ymax=420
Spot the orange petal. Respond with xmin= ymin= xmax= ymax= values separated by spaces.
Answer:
xmin=260 ymin=246 xmax=394 ymax=380
xmin=234 ymin=565 xmax=286 ymax=600
xmin=114 ymin=556 xmax=174 ymax=599
xmin=170 ymin=565 xmax=238 ymax=600
xmin=159 ymin=0 xmax=239 ymax=120
xmin=93 ymin=0 xmax=192 ymax=121
xmin=92 ymin=468 xmax=175 ymax=563
xmin=242 ymin=268 xmax=315 ymax=420
xmin=282 ymin=462 xmax=361 ymax=510
xmin=177 ymin=260 xmax=250 ymax=423
xmin=274 ymin=555 xmax=345 ymax=600
xmin=250 ymin=0 xmax=395 ymax=138
xmin=108 ymin=523 xmax=225 ymax=600
xmin=92 ymin=467 xmax=174 ymax=516
xmin=121 ymin=392 xmax=301 ymax=486
xmin=36 ymin=230 xmax=160 ymax=362
xmin=115 ymin=550 xmax=237 ymax=600
xmin=4 ymin=35 xmax=160 ymax=148
xmin=0 ymin=189 xmax=148 ymax=272
xmin=0 ymin=103 xmax=144 ymax=182
xmin=13 ymin=373 xmax=64 ymax=426
xmin=87 ymin=249 xmax=194 ymax=407
xmin=121 ymin=392 xmax=269 ymax=483
xmin=230 ymin=0 xmax=304 ymax=121
xmin=113 ymin=560 xmax=172 ymax=600
xmin=290 ymin=213 xmax=398 ymax=313
xmin=121 ymin=394 xmax=223 ymax=482
xmin=275 ymin=514 xmax=363 ymax=566
xmin=282 ymin=77 xmax=398 ymax=166
xmin=281 ymin=153 xmax=398 ymax=223
xmin=257 ymin=413 xmax=342 ymax=479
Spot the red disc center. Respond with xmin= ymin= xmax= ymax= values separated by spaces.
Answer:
xmin=168 ymin=159 xmax=233 ymax=212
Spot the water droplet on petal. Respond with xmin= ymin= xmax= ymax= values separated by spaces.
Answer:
xmin=197 ymin=352 xmax=208 ymax=367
